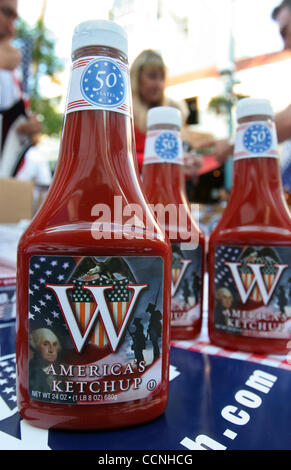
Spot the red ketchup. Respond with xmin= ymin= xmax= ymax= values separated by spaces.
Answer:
xmin=208 ymin=97 xmax=291 ymax=354
xmin=142 ymin=107 xmax=205 ymax=340
xmin=16 ymin=20 xmax=172 ymax=430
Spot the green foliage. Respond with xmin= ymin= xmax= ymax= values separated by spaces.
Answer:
xmin=208 ymin=93 xmax=249 ymax=115
xmin=16 ymin=17 xmax=64 ymax=136
xmin=30 ymin=95 xmax=64 ymax=137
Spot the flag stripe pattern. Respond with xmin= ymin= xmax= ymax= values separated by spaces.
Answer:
xmin=172 ymin=268 xmax=180 ymax=286
xmin=28 ymin=256 xmax=133 ymax=348
xmin=0 ymin=354 xmax=17 ymax=411
xmin=71 ymin=277 xmax=130 ymax=346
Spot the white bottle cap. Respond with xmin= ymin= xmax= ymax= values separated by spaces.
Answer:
xmin=147 ymin=106 xmax=182 ymax=128
xmin=72 ymin=20 xmax=128 ymax=55
xmin=236 ymin=97 xmax=274 ymax=120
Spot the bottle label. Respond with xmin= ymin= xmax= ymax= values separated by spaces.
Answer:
xmin=143 ymin=129 xmax=183 ymax=165
xmin=213 ymin=245 xmax=291 ymax=339
xmin=28 ymin=255 xmax=164 ymax=405
xmin=66 ymin=56 xmax=132 ymax=117
xmin=171 ymin=244 xmax=202 ymax=326
xmin=234 ymin=121 xmax=279 ymax=161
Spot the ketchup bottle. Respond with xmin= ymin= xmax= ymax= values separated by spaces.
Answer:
xmin=208 ymin=97 xmax=291 ymax=354
xmin=16 ymin=20 xmax=172 ymax=430
xmin=142 ymin=107 xmax=205 ymax=340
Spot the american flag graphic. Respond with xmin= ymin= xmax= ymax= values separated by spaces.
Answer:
xmin=29 ymin=256 xmax=76 ymax=340
xmin=214 ymin=246 xmax=242 ymax=291
xmin=29 ymin=256 xmax=133 ymax=348
xmin=0 ymin=354 xmax=17 ymax=411
xmin=215 ymin=245 xmax=283 ymax=303
xmin=70 ymin=277 xmax=130 ymax=347
xmin=239 ymin=259 xmax=278 ymax=302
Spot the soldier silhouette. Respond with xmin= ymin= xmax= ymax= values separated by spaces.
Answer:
xmin=277 ymin=285 xmax=288 ymax=313
xmin=182 ymin=279 xmax=190 ymax=304
xmin=191 ymin=271 xmax=201 ymax=301
xmin=146 ymin=303 xmax=162 ymax=362
xmin=130 ymin=317 xmax=146 ymax=366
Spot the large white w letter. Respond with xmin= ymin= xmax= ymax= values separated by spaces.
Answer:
xmin=225 ymin=262 xmax=288 ymax=305
xmin=171 ymin=259 xmax=192 ymax=297
xmin=46 ymin=283 xmax=147 ymax=353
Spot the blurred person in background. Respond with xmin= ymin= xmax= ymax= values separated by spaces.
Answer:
xmin=272 ymin=0 xmax=291 ymax=198
xmin=200 ymin=0 xmax=291 ymax=174
xmin=16 ymin=135 xmax=52 ymax=186
xmin=0 ymin=0 xmax=43 ymax=178
xmin=130 ymin=49 xmax=205 ymax=178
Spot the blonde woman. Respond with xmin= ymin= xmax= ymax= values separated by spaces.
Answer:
xmin=130 ymin=49 xmax=203 ymax=176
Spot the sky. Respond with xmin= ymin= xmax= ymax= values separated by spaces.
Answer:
xmin=18 ymin=0 xmax=113 ymax=62
xmin=231 ymin=0 xmax=283 ymax=59
xmin=18 ymin=0 xmax=283 ymax=65
xmin=16 ymin=0 xmax=286 ymax=110
xmin=14 ymin=0 xmax=288 ymax=159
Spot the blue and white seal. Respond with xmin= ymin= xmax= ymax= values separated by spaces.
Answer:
xmin=243 ymin=123 xmax=272 ymax=154
xmin=81 ymin=58 xmax=126 ymax=108
xmin=154 ymin=132 xmax=179 ymax=161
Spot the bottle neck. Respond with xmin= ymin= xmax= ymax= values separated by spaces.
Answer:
xmin=142 ymin=123 xmax=187 ymax=205
xmin=221 ymin=115 xmax=290 ymax=228
xmin=141 ymin=124 xmax=201 ymax=242
xmin=142 ymin=161 xmax=187 ymax=205
xmin=38 ymin=45 xmax=146 ymax=226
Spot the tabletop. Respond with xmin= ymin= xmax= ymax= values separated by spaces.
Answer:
xmin=0 ymin=222 xmax=291 ymax=452
xmin=1 ymin=306 xmax=291 ymax=451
